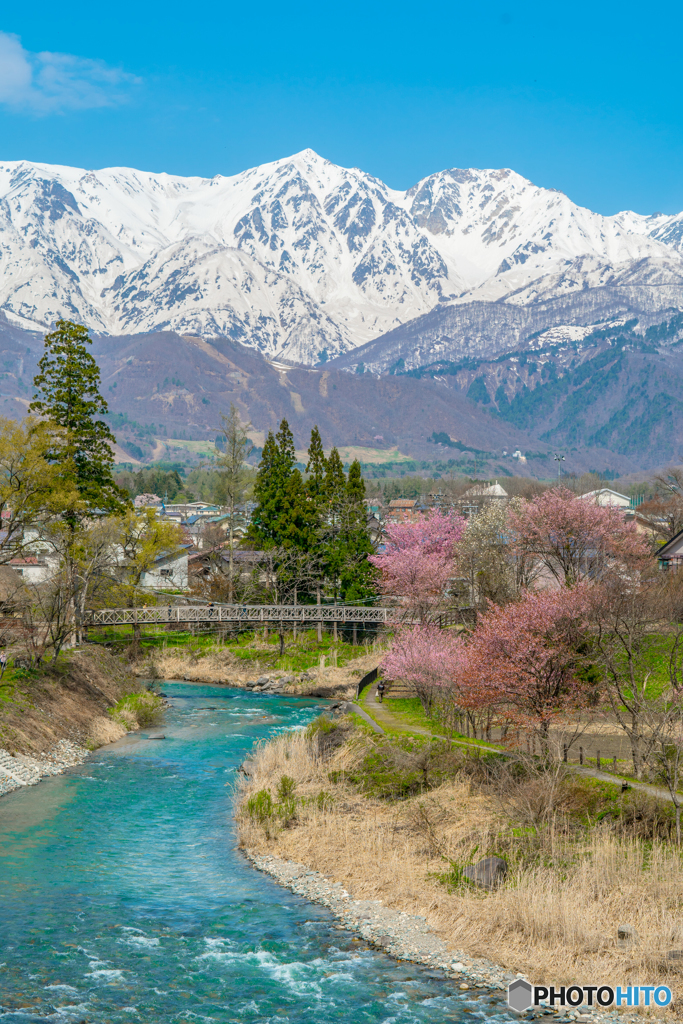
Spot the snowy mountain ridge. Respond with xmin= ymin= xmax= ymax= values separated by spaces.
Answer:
xmin=1 ymin=148 xmax=682 ymax=364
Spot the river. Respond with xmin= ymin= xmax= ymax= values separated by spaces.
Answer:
xmin=0 ymin=682 xmax=512 ymax=1022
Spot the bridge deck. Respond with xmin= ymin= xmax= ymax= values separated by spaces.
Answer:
xmin=86 ymin=604 xmax=393 ymax=626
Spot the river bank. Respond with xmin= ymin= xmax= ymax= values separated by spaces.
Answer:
xmin=237 ymin=720 xmax=683 ymax=1020
xmin=1 ymin=681 xmax=474 ymax=1024
xmin=0 ymin=646 xmax=161 ymax=797
xmin=135 ymin=645 xmax=379 ymax=699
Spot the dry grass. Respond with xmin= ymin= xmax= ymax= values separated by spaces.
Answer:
xmin=138 ymin=647 xmax=378 ymax=699
xmin=237 ymin=726 xmax=683 ymax=1003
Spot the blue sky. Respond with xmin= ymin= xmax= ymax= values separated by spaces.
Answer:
xmin=1 ymin=0 xmax=681 ymax=215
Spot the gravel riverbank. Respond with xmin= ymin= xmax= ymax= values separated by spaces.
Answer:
xmin=0 ymin=739 xmax=90 ymax=797
xmin=245 ymin=852 xmax=666 ymax=1024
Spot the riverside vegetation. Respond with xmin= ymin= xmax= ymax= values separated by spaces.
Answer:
xmin=0 ymin=647 xmax=163 ymax=761
xmin=238 ymin=715 xmax=683 ymax=1013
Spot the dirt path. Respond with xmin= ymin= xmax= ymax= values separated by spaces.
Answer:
xmin=361 ymin=685 xmax=682 ymax=807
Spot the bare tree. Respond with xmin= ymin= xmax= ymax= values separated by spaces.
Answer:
xmin=214 ymin=404 xmax=254 ymax=601
xmin=590 ymin=573 xmax=672 ymax=778
xmin=647 ymin=710 xmax=683 ymax=845
xmin=638 ymin=467 xmax=683 ymax=542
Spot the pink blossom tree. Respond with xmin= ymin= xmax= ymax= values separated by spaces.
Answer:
xmin=508 ymin=487 xmax=650 ymax=588
xmin=369 ymin=509 xmax=466 ymax=620
xmin=381 ymin=623 xmax=467 ymax=714
xmin=461 ymin=585 xmax=591 ymax=748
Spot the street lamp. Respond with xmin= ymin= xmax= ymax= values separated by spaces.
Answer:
xmin=554 ymin=454 xmax=565 ymax=479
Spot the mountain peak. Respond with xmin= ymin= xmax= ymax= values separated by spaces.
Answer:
xmin=0 ymin=151 xmax=680 ymax=365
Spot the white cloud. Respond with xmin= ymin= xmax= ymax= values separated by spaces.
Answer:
xmin=0 ymin=31 xmax=140 ymax=113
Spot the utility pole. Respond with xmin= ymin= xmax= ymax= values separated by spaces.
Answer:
xmin=554 ymin=454 xmax=565 ymax=479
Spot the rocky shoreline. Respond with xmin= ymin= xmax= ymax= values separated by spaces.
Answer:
xmin=245 ymin=852 xmax=665 ymax=1024
xmin=0 ymin=739 xmax=90 ymax=797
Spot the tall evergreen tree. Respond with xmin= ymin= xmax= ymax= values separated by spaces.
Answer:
xmin=339 ymin=459 xmax=376 ymax=602
xmin=347 ymin=459 xmax=365 ymax=503
xmin=325 ymin=447 xmax=346 ymax=504
xmin=30 ymin=320 xmax=127 ymax=514
xmin=250 ymin=419 xmax=314 ymax=550
xmin=306 ymin=426 xmax=327 ymax=505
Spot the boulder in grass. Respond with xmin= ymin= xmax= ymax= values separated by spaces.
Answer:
xmin=463 ymin=856 xmax=507 ymax=890
xmin=617 ymin=923 xmax=640 ymax=948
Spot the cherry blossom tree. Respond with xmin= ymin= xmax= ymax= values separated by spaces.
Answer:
xmin=369 ymin=509 xmax=466 ymax=620
xmin=381 ymin=623 xmax=467 ymax=714
xmin=508 ymin=487 xmax=650 ymax=588
xmin=462 ymin=585 xmax=592 ymax=749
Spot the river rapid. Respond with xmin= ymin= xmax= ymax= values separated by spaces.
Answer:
xmin=0 ymin=682 xmax=512 ymax=1023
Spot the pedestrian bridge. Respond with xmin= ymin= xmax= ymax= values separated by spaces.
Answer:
xmin=85 ymin=604 xmax=393 ymax=626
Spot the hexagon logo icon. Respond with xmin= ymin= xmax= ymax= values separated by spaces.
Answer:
xmin=507 ymin=978 xmax=533 ymax=1013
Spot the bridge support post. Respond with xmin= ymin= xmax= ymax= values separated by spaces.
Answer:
xmin=352 ymin=622 xmax=357 ymax=646
xmin=333 ymin=619 xmax=337 ymax=642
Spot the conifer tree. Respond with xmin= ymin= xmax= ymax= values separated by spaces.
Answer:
xmin=347 ymin=458 xmax=365 ymax=503
xmin=250 ymin=419 xmax=314 ymax=550
xmin=250 ymin=430 xmax=281 ymax=547
xmin=325 ymin=447 xmax=346 ymax=503
xmin=340 ymin=459 xmax=376 ymax=602
xmin=30 ymin=319 xmax=127 ymax=515
xmin=306 ymin=426 xmax=327 ymax=505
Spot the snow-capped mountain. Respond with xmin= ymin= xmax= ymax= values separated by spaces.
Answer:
xmin=1 ymin=150 xmax=682 ymax=364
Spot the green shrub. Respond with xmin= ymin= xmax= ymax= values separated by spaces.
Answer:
xmin=347 ymin=737 xmax=462 ymax=800
xmin=246 ymin=789 xmax=274 ymax=822
xmin=109 ymin=690 xmax=163 ymax=729
xmin=277 ymin=796 xmax=298 ymax=825
xmin=306 ymin=715 xmax=337 ymax=738
xmin=276 ymin=775 xmax=296 ymax=801
xmin=316 ymin=790 xmax=334 ymax=811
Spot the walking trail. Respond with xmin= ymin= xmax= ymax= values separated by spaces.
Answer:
xmin=360 ymin=683 xmax=681 ymax=807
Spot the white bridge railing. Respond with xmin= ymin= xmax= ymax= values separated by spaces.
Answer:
xmin=86 ymin=604 xmax=392 ymax=626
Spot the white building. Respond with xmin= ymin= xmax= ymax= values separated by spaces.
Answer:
xmin=579 ymin=488 xmax=630 ymax=508
xmin=140 ymin=545 xmax=191 ymax=590
xmin=462 ymin=482 xmax=509 ymax=498
xmin=9 ymin=555 xmax=57 ymax=585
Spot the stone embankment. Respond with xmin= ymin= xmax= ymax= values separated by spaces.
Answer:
xmin=246 ymin=853 xmax=659 ymax=1024
xmin=0 ymin=740 xmax=89 ymax=797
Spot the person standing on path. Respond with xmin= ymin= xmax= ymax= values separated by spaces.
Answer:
xmin=376 ymin=679 xmax=385 ymax=703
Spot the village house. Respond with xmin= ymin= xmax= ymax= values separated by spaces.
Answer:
xmin=385 ymin=499 xmax=421 ymax=525
xmin=656 ymin=528 xmax=683 ymax=569
xmin=139 ymin=545 xmax=192 ymax=590
xmin=9 ymin=555 xmax=55 ymax=585
xmin=579 ymin=487 xmax=631 ymax=508
xmin=458 ymin=481 xmax=509 ymax=518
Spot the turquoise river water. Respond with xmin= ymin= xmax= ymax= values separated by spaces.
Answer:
xmin=0 ymin=682 xmax=514 ymax=1023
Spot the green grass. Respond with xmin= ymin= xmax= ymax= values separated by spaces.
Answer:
xmin=357 ymin=690 xmax=437 ymax=741
xmin=382 ymin=697 xmax=458 ymax=738
xmin=366 ymin=693 xmax=503 ymax=750
xmin=88 ymin=625 xmax=373 ymax=675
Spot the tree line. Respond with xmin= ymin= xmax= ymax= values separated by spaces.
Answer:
xmin=194 ymin=417 xmax=377 ymax=606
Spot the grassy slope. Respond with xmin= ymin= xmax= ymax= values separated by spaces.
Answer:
xmin=237 ymin=724 xmax=683 ymax=1005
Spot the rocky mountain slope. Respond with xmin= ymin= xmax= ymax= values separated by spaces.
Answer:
xmin=379 ymin=313 xmax=683 ymax=468
xmin=2 ymin=151 xmax=683 ymax=365
xmin=0 ymin=315 xmax=650 ymax=476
